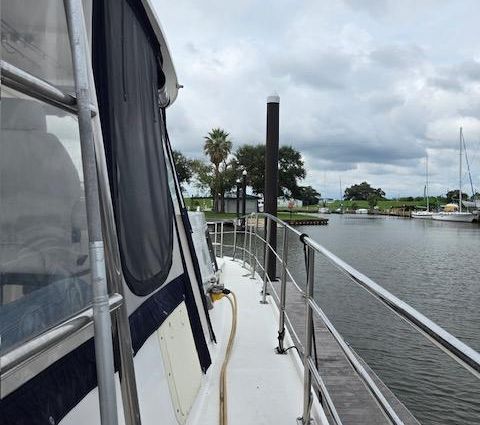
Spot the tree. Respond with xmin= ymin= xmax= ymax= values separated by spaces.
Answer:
xmin=367 ymin=193 xmax=378 ymax=209
xmin=446 ymin=189 xmax=469 ymax=203
xmin=279 ymin=146 xmax=306 ymax=198
xmin=172 ymin=150 xmax=195 ymax=191
xmin=344 ymin=181 xmax=385 ymax=201
xmin=297 ymin=186 xmax=321 ymax=206
xmin=234 ymin=144 xmax=306 ymax=196
xmin=235 ymin=144 xmax=265 ymax=194
xmin=192 ymin=159 xmax=238 ymax=213
xmin=203 ymin=128 xmax=233 ymax=211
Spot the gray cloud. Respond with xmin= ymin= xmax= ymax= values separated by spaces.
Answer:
xmin=428 ymin=77 xmax=463 ymax=92
xmin=457 ymin=60 xmax=480 ymax=82
xmin=156 ymin=0 xmax=480 ymax=198
xmin=271 ymin=51 xmax=354 ymax=90
xmin=369 ymin=45 xmax=425 ymax=69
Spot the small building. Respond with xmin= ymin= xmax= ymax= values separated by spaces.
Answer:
xmin=277 ymin=197 xmax=303 ymax=208
xmin=224 ymin=194 xmax=260 ymax=214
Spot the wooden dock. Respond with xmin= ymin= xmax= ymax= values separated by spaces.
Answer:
xmin=271 ymin=281 xmax=420 ymax=425
xmin=284 ymin=218 xmax=328 ymax=226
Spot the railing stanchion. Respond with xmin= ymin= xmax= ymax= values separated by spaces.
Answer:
xmin=300 ymin=245 xmax=315 ymax=424
xmin=251 ymin=214 xmax=259 ymax=279
xmin=214 ymin=222 xmax=218 ymax=257
xmin=242 ymin=216 xmax=248 ymax=267
xmin=261 ymin=216 xmax=271 ymax=304
xmin=247 ymin=214 xmax=254 ymax=271
xmin=220 ymin=222 xmax=224 ymax=258
xmin=276 ymin=225 xmax=289 ymax=353
xmin=231 ymin=220 xmax=238 ymax=260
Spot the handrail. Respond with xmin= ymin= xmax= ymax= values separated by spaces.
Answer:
xmin=1 ymin=59 xmax=97 ymax=116
xmin=1 ymin=293 xmax=123 ymax=373
xmin=206 ymin=211 xmax=480 ymax=425
xmin=302 ymin=235 xmax=480 ymax=378
xmin=0 ymin=293 xmax=124 ymax=398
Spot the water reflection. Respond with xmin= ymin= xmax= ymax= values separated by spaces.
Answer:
xmin=294 ymin=215 xmax=480 ymax=425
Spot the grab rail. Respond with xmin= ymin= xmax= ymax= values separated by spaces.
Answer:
xmin=207 ymin=212 xmax=480 ymax=425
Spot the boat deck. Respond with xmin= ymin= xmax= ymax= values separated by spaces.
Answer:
xmin=188 ymin=258 xmax=327 ymax=425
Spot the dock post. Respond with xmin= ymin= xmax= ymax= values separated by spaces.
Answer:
xmin=264 ymin=93 xmax=280 ymax=280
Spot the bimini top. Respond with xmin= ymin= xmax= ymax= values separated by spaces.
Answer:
xmin=443 ymin=203 xmax=459 ymax=212
xmin=141 ymin=0 xmax=180 ymax=106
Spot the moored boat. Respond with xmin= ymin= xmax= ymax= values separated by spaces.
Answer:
xmin=432 ymin=211 xmax=476 ymax=222
xmin=412 ymin=154 xmax=433 ymax=219
xmin=412 ymin=210 xmax=435 ymax=219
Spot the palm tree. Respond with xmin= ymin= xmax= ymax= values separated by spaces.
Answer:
xmin=204 ymin=128 xmax=232 ymax=212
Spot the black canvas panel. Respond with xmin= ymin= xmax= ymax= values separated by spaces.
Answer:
xmin=93 ymin=0 xmax=172 ymax=296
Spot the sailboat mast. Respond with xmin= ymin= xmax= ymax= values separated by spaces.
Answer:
xmin=426 ymin=153 xmax=429 ymax=212
xmin=459 ymin=127 xmax=462 ymax=213
xmin=339 ymin=177 xmax=342 ymax=199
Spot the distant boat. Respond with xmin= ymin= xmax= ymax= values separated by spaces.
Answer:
xmin=356 ymin=208 xmax=369 ymax=214
xmin=318 ymin=207 xmax=330 ymax=214
xmin=412 ymin=210 xmax=434 ymax=219
xmin=432 ymin=211 xmax=475 ymax=222
xmin=432 ymin=128 xmax=476 ymax=223
xmin=412 ymin=154 xmax=434 ymax=219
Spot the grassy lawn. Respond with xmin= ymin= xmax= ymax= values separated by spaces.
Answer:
xmin=203 ymin=211 xmax=317 ymax=222
xmin=187 ymin=197 xmax=433 ymax=216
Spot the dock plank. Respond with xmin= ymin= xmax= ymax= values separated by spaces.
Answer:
xmin=271 ymin=281 xmax=420 ymax=425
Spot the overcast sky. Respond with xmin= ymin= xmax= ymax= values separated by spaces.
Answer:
xmin=154 ymin=0 xmax=480 ymax=198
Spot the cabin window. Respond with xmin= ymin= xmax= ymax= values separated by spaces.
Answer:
xmin=0 ymin=89 xmax=91 ymax=355
xmin=93 ymin=0 xmax=173 ymax=296
xmin=1 ymin=1 xmax=74 ymax=92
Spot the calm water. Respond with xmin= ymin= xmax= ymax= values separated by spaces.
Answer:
xmin=282 ymin=215 xmax=480 ymax=424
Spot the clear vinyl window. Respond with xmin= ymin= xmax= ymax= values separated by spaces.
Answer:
xmin=0 ymin=89 xmax=91 ymax=355
xmin=1 ymin=1 xmax=75 ymax=92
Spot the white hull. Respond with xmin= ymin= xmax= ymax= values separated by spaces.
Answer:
xmin=412 ymin=211 xmax=434 ymax=219
xmin=432 ymin=212 xmax=476 ymax=223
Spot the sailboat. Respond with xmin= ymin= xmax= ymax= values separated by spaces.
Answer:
xmin=412 ymin=154 xmax=434 ymax=219
xmin=432 ymin=127 xmax=476 ymax=223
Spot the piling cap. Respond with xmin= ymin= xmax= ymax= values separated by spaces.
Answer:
xmin=267 ymin=92 xmax=280 ymax=104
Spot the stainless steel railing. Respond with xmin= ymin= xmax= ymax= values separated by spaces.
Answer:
xmin=207 ymin=212 xmax=480 ymax=425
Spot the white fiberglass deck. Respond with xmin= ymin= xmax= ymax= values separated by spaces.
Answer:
xmin=187 ymin=257 xmax=327 ymax=425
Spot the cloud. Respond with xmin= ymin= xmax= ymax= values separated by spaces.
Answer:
xmin=155 ymin=0 xmax=480 ymax=198
xmin=369 ymin=45 xmax=425 ymax=70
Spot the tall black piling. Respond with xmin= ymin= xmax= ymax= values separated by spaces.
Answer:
xmin=265 ymin=93 xmax=279 ymax=280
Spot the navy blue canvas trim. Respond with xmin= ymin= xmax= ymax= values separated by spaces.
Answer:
xmin=129 ymin=274 xmax=186 ymax=354
xmin=0 ymin=338 xmax=97 ymax=425
xmin=0 ymin=274 xmax=194 ymax=425
xmin=171 ymin=213 xmax=212 ymax=373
